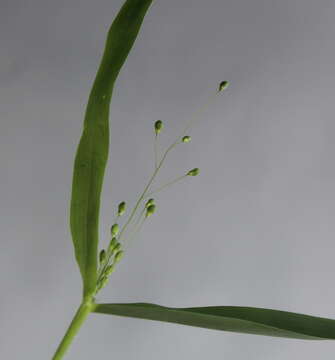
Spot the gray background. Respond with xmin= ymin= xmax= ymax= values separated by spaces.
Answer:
xmin=1 ymin=0 xmax=335 ymax=358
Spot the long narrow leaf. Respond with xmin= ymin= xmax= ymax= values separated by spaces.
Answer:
xmin=70 ymin=0 xmax=154 ymax=297
xmin=94 ymin=303 xmax=335 ymax=339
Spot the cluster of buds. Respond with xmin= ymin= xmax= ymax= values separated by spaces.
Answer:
xmin=96 ymin=231 xmax=124 ymax=291
xmin=96 ymin=201 xmax=127 ymax=292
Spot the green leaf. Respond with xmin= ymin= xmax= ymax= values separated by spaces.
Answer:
xmin=94 ymin=303 xmax=335 ymax=339
xmin=70 ymin=0 xmax=154 ymax=297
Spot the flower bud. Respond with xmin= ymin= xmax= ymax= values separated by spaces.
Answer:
xmin=146 ymin=204 xmax=156 ymax=217
xmin=114 ymin=250 xmax=124 ymax=263
xmin=182 ymin=136 xmax=191 ymax=143
xmin=111 ymin=223 xmax=119 ymax=236
xmin=117 ymin=201 xmax=126 ymax=216
xmin=145 ymin=198 xmax=155 ymax=208
xmin=113 ymin=242 xmax=121 ymax=253
xmin=154 ymin=120 xmax=163 ymax=135
xmin=97 ymin=275 xmax=108 ymax=290
xmin=218 ymin=81 xmax=229 ymax=92
xmin=97 ymin=282 xmax=103 ymax=291
xmin=99 ymin=249 xmax=106 ymax=263
xmin=106 ymin=264 xmax=115 ymax=276
xmin=187 ymin=168 xmax=200 ymax=176
xmin=108 ymin=237 xmax=117 ymax=252
xmin=101 ymin=276 xmax=109 ymax=289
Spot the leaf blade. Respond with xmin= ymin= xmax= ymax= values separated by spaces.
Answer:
xmin=70 ymin=0 xmax=154 ymax=297
xmin=94 ymin=303 xmax=335 ymax=340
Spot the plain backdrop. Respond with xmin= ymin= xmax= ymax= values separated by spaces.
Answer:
xmin=1 ymin=0 xmax=335 ymax=359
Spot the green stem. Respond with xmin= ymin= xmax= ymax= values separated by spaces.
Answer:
xmin=145 ymin=175 xmax=187 ymax=198
xmin=117 ymin=141 xmax=176 ymax=240
xmin=52 ymin=298 xmax=95 ymax=360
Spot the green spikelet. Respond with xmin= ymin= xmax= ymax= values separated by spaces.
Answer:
xmin=113 ymin=242 xmax=121 ymax=253
xmin=154 ymin=120 xmax=163 ymax=135
xmin=111 ymin=223 xmax=119 ymax=236
xmin=99 ymin=249 xmax=106 ymax=263
xmin=187 ymin=168 xmax=200 ymax=176
xmin=146 ymin=204 xmax=156 ymax=217
xmin=100 ymin=276 xmax=109 ymax=289
xmin=145 ymin=198 xmax=155 ymax=208
xmin=108 ymin=237 xmax=118 ymax=252
xmin=218 ymin=80 xmax=229 ymax=92
xmin=106 ymin=264 xmax=115 ymax=276
xmin=114 ymin=250 xmax=124 ymax=263
xmin=182 ymin=136 xmax=191 ymax=143
xmin=117 ymin=201 xmax=126 ymax=216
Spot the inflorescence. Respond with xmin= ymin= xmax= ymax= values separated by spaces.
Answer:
xmin=94 ymin=81 xmax=229 ymax=294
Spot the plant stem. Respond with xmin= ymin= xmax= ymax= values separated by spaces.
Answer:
xmin=145 ymin=174 xmax=187 ymax=198
xmin=52 ymin=298 xmax=95 ymax=360
xmin=117 ymin=141 xmax=177 ymax=241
